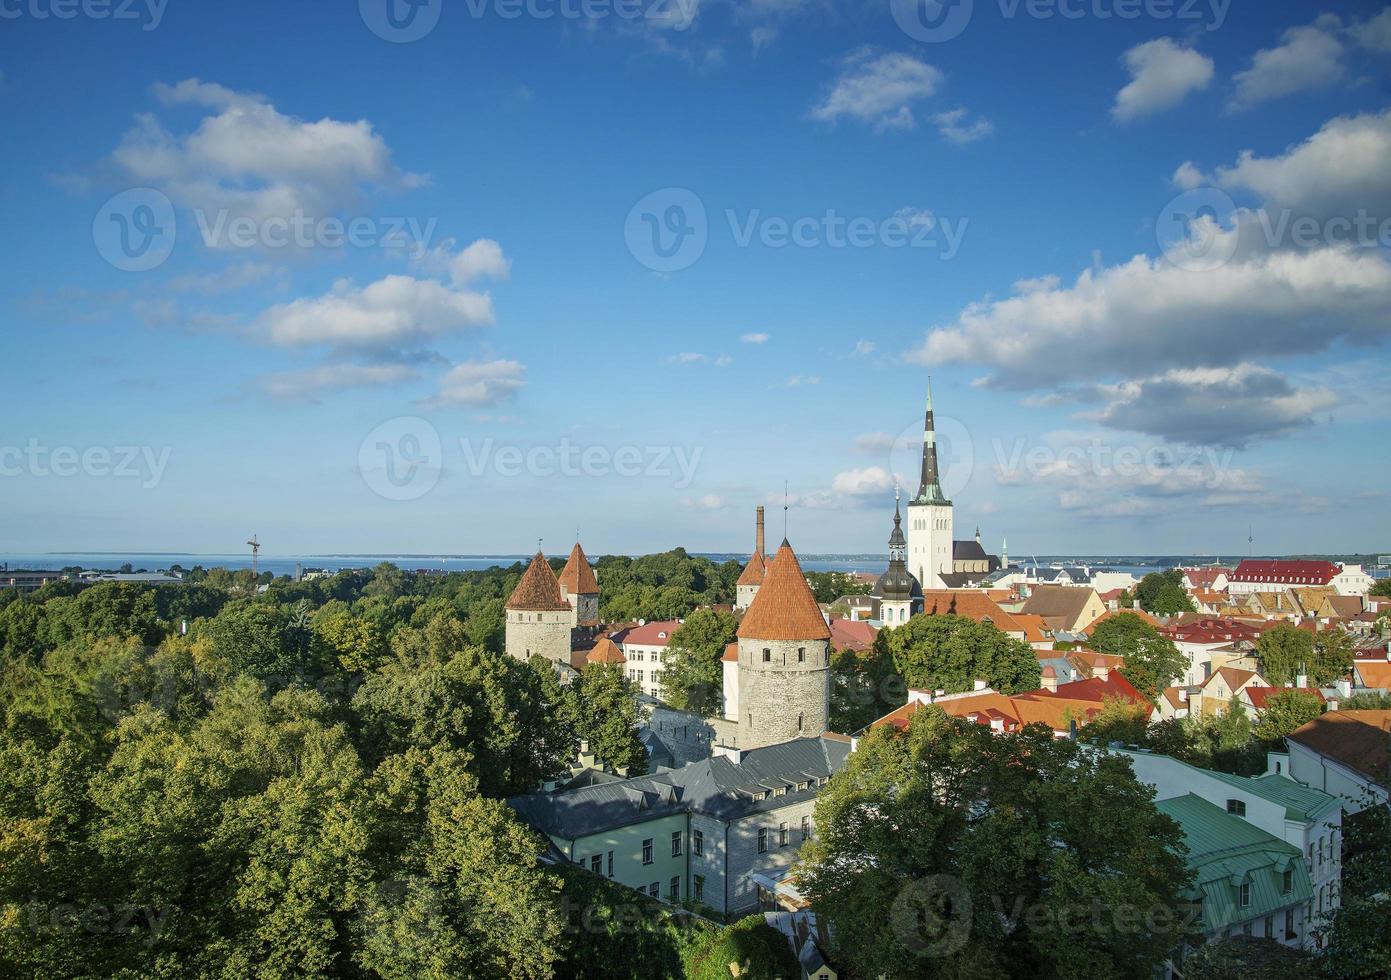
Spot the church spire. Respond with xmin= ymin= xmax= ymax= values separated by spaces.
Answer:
xmin=914 ymin=377 xmax=950 ymax=505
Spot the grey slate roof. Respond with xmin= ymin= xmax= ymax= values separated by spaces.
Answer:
xmin=507 ymin=736 xmax=853 ymax=840
xmin=952 ymin=539 xmax=990 ymax=563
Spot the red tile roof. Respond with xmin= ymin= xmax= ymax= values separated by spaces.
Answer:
xmin=558 ymin=542 xmax=599 ymax=595
xmin=1083 ymin=608 xmax=1161 ymax=633
xmin=586 ymin=636 xmax=626 ymax=665
xmin=1230 ymin=559 xmax=1338 ymax=586
xmin=919 ymin=590 xmax=1026 ymax=634
xmin=828 ymin=616 xmax=877 ymax=652
xmin=736 ymin=550 xmax=767 ymax=587
xmin=1181 ymin=567 xmax=1229 ymax=589
xmin=612 ymin=619 xmax=685 ymax=647
xmin=1244 ymin=686 xmax=1324 ymax=710
xmin=737 ymin=540 xmax=832 ymax=642
xmin=1287 ymin=710 xmax=1391 ymax=789
xmin=505 ymin=552 xmax=572 ymax=611
xmin=722 ymin=641 xmax=739 ymax=663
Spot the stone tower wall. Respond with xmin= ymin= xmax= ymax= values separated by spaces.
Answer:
xmin=505 ymin=609 xmax=572 ymax=666
xmin=736 ymin=637 xmax=830 ymax=748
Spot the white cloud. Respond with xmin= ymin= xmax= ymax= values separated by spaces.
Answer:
xmin=740 ymin=332 xmax=769 ymax=344
xmin=256 ymin=362 xmax=418 ymax=401
xmin=1353 ymin=8 xmax=1391 ymax=51
xmin=168 ymin=262 xmax=285 ymax=295
xmin=851 ymin=339 xmax=876 ymax=356
xmin=257 ymin=274 xmax=493 ymax=347
xmin=810 ymin=49 xmax=944 ymax=132
xmin=785 ymin=375 xmax=820 ymax=386
xmin=1080 ymin=364 xmax=1339 ymax=448
xmin=1230 ymin=16 xmax=1346 ymax=110
xmin=714 ymin=353 xmax=733 ymax=367
xmin=430 ymin=360 xmax=526 ymax=407
xmin=679 ymin=494 xmax=728 ymax=510
xmin=670 ymin=352 xmax=708 ymax=364
xmin=854 ymin=432 xmax=896 ymax=453
xmin=892 ymin=208 xmax=934 ymax=230
xmin=831 ymin=466 xmax=898 ymax=498
xmin=1205 ymin=108 xmax=1391 ymax=220
xmin=107 ymin=79 xmax=420 ymax=233
xmin=911 ymin=209 xmax=1391 ymax=391
xmin=1112 ymin=38 xmax=1214 ymax=121
xmin=1170 ymin=161 xmax=1206 ymax=190
xmin=932 ymin=108 xmax=993 ymax=144
xmin=415 ymin=237 xmax=511 ymax=285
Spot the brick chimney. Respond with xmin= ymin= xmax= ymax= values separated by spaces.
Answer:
xmin=1041 ymin=666 xmax=1057 ymax=693
xmin=755 ymin=505 xmax=765 ymax=557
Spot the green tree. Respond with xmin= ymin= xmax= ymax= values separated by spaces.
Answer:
xmin=1077 ymin=696 xmax=1151 ymax=746
xmin=1133 ymin=570 xmax=1194 ymax=615
xmin=1368 ymin=578 xmax=1391 ymax=598
xmin=1179 ymin=936 xmax=1314 ymax=979
xmin=829 ymin=646 xmax=904 ymax=734
xmin=1252 ymin=690 xmax=1323 ymax=741
xmin=201 ymin=601 xmax=320 ymax=682
xmin=799 ymin=708 xmax=1193 ymax=979
xmin=880 ymin=614 xmax=1040 ymax=695
xmin=681 ymin=914 xmax=799 ymax=980
xmin=311 ymin=601 xmax=389 ymax=673
xmin=806 ymin=571 xmax=871 ymax=604
xmin=1255 ymin=625 xmax=1352 ymax=687
xmin=571 ymin=663 xmax=646 ymax=775
xmin=1090 ymin=612 xmax=1187 ymax=701
xmin=660 ymin=609 xmax=737 ymax=716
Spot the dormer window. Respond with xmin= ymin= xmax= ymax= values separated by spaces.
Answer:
xmin=1238 ymin=882 xmax=1251 ymax=908
xmin=1226 ymin=799 xmax=1246 ymax=817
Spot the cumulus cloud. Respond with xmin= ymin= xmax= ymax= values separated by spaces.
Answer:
xmin=785 ymin=375 xmax=820 ymax=386
xmin=932 ymin=108 xmax=993 ymax=144
xmin=256 ymin=362 xmax=418 ymax=401
xmin=740 ymin=332 xmax=769 ymax=343
xmin=831 ymin=466 xmax=899 ymax=498
xmin=854 ymin=432 xmax=896 ymax=453
xmin=414 ymin=237 xmax=511 ymax=285
xmin=1230 ymin=16 xmax=1346 ymax=110
xmin=1201 ymin=108 xmax=1391 ymax=220
xmin=1353 ymin=7 xmax=1391 ymax=51
xmin=257 ymin=274 xmax=494 ymax=347
xmin=429 ymin=359 xmax=526 ymax=407
xmin=1112 ymin=38 xmax=1214 ymax=121
xmin=107 ymin=78 xmax=421 ymax=230
xmin=851 ymin=339 xmax=876 ymax=356
xmin=679 ymin=494 xmax=728 ymax=510
xmin=810 ymin=49 xmax=944 ymax=131
xmin=1078 ymin=364 xmax=1339 ymax=448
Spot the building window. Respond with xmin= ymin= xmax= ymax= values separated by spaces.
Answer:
xmin=693 ymin=829 xmax=704 ymax=856
xmin=671 ymin=831 xmax=682 ymax=857
xmin=1264 ymin=916 xmax=1273 ymax=939
xmin=801 ymin=815 xmax=811 ymax=841
xmin=797 ymin=647 xmax=805 ymax=662
xmin=669 ymin=876 xmax=680 ymax=901
xmin=757 ymin=828 xmax=768 ymax=853
xmin=1285 ymin=909 xmax=1296 ymax=939
xmin=798 ymin=713 xmax=804 ymax=733
xmin=590 ymin=854 xmax=602 ymax=874
xmin=1283 ymin=868 xmax=1293 ymax=894
xmin=1226 ymin=799 xmax=1246 ymax=817
xmin=608 ymin=851 xmax=614 ymax=878
xmin=1238 ymin=882 xmax=1251 ymax=909
xmin=694 ymin=875 xmax=704 ymax=903
xmin=648 ymin=882 xmax=660 ymax=898
xmin=762 ymin=649 xmax=771 ymax=663
xmin=642 ymin=838 xmax=653 ymax=865
xmin=779 ymin=822 xmax=789 ymax=846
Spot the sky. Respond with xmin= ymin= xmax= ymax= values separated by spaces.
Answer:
xmin=1 ymin=0 xmax=1389 ymax=559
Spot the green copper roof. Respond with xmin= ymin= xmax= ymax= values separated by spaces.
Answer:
xmin=1115 ymin=748 xmax=1339 ymax=823
xmin=1157 ymin=794 xmax=1311 ymax=930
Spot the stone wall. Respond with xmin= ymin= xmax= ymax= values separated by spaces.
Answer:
xmin=504 ymin=608 xmax=572 ymax=665
xmin=736 ymin=637 xmax=830 ymax=749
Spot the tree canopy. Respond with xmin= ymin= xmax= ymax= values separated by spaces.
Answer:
xmin=878 ymin=614 xmax=1040 ymax=696
xmin=1089 ymin=613 xmax=1186 ymax=702
xmin=1133 ymin=570 xmax=1195 ymax=616
xmin=659 ymin=609 xmax=737 ymax=717
xmin=1255 ymin=624 xmax=1354 ymax=687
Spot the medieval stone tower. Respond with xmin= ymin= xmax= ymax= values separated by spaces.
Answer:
xmin=558 ymin=541 xmax=599 ymax=627
xmin=735 ymin=539 xmax=831 ymax=749
xmin=905 ymin=381 xmax=954 ymax=590
xmin=504 ymin=552 xmax=574 ymax=667
xmin=734 ymin=506 xmax=766 ymax=612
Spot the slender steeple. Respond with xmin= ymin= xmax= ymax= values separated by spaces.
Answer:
xmin=876 ymin=489 xmax=915 ymax=603
xmin=914 ymin=378 xmax=950 ymax=505
xmin=888 ymin=487 xmax=906 ymax=560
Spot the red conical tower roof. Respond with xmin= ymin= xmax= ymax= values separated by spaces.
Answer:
xmin=506 ymin=552 xmax=572 ymax=611
xmin=737 ymin=540 xmax=832 ymax=642
xmin=558 ymin=541 xmax=599 ymax=595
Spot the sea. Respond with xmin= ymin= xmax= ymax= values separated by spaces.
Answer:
xmin=1 ymin=551 xmax=1346 ymax=580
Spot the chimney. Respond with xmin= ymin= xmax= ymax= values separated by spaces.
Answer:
xmin=1094 ymin=663 xmax=1110 ymax=682
xmin=1296 ymin=673 xmax=1308 ymax=689
xmin=1041 ymin=666 xmax=1057 ymax=693
xmin=755 ymin=506 xmax=765 ymax=557
xmin=973 ymin=678 xmax=989 ymax=692
xmin=1336 ymin=678 xmax=1352 ymax=699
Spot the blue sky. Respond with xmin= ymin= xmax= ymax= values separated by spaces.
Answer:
xmin=2 ymin=0 xmax=1389 ymax=558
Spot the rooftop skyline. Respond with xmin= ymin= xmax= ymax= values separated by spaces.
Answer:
xmin=3 ymin=0 xmax=1389 ymax=556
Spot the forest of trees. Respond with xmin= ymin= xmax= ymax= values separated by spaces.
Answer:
xmin=0 ymin=555 xmax=779 ymax=979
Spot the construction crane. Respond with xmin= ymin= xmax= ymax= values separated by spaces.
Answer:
xmin=247 ymin=535 xmax=260 ymax=578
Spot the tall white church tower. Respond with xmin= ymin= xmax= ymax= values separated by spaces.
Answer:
xmin=905 ymin=382 xmax=954 ymax=590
